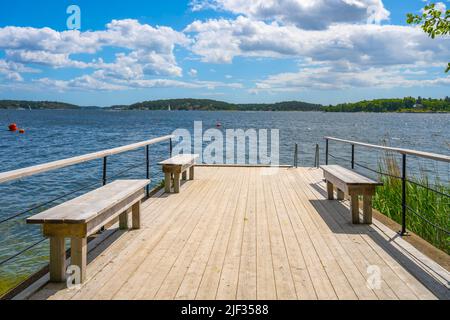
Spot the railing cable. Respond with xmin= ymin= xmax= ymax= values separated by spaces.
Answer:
xmin=106 ymin=163 xmax=143 ymax=181
xmin=405 ymin=179 xmax=450 ymax=199
xmin=0 ymin=238 xmax=47 ymax=267
xmin=406 ymin=205 xmax=450 ymax=235
xmin=0 ymin=180 xmax=102 ymax=225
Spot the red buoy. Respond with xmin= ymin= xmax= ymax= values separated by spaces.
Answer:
xmin=8 ymin=123 xmax=18 ymax=132
xmin=19 ymin=129 xmax=25 ymax=134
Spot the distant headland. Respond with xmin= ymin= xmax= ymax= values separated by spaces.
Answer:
xmin=0 ymin=97 xmax=449 ymax=113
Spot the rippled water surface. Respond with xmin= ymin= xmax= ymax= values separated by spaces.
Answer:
xmin=0 ymin=109 xmax=449 ymax=295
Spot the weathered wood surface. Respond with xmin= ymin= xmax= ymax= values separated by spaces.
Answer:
xmin=158 ymin=154 xmax=199 ymax=166
xmin=27 ymin=180 xmax=149 ymax=225
xmin=27 ymin=167 xmax=449 ymax=300
xmin=321 ymin=165 xmax=382 ymax=186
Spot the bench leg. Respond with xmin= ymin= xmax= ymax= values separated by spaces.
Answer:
xmin=337 ymin=189 xmax=345 ymax=200
xmin=164 ymin=172 xmax=171 ymax=193
xmin=119 ymin=210 xmax=129 ymax=230
xmin=326 ymin=181 xmax=334 ymax=200
xmin=350 ymin=195 xmax=360 ymax=224
xmin=49 ymin=237 xmax=66 ymax=282
xmin=132 ymin=201 xmax=141 ymax=229
xmin=182 ymin=171 xmax=187 ymax=181
xmin=174 ymin=173 xmax=181 ymax=193
xmin=189 ymin=166 xmax=194 ymax=180
xmin=363 ymin=195 xmax=373 ymax=224
xmin=71 ymin=237 xmax=87 ymax=283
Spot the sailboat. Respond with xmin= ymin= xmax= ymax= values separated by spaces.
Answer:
xmin=168 ymin=105 xmax=171 ymax=111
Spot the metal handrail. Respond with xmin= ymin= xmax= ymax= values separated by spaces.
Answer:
xmin=324 ymin=136 xmax=449 ymax=237
xmin=324 ymin=136 xmax=450 ymax=163
xmin=0 ymin=135 xmax=174 ymax=184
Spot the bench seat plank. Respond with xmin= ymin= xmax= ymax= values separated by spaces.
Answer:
xmin=27 ymin=180 xmax=149 ymax=225
xmin=158 ymin=154 xmax=199 ymax=166
xmin=321 ymin=165 xmax=382 ymax=185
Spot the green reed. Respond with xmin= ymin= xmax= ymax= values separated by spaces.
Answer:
xmin=372 ymin=152 xmax=450 ymax=254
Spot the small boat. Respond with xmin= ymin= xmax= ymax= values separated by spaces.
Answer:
xmin=216 ymin=121 xmax=222 ymax=128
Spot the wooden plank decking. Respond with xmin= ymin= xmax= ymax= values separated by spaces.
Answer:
xmin=27 ymin=167 xmax=449 ymax=300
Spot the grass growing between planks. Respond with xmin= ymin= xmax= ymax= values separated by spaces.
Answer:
xmin=373 ymin=152 xmax=450 ymax=254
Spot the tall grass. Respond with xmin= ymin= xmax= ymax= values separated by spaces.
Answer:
xmin=373 ymin=152 xmax=450 ymax=254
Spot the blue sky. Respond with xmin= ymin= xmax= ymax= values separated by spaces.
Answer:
xmin=0 ymin=0 xmax=448 ymax=106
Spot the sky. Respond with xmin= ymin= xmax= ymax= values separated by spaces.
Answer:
xmin=0 ymin=0 xmax=449 ymax=106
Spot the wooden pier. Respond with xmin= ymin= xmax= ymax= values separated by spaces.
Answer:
xmin=25 ymin=166 xmax=449 ymax=300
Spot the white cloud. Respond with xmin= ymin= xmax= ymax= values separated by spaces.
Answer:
xmin=5 ymin=50 xmax=90 ymax=68
xmin=32 ymin=75 xmax=243 ymax=92
xmin=252 ymin=64 xmax=450 ymax=92
xmin=0 ymin=59 xmax=38 ymax=81
xmin=0 ymin=19 xmax=248 ymax=92
xmin=36 ymin=76 xmax=127 ymax=92
xmin=0 ymin=4 xmax=448 ymax=96
xmin=188 ymin=68 xmax=198 ymax=76
xmin=0 ymin=19 xmax=189 ymax=78
xmin=190 ymin=0 xmax=390 ymax=30
xmin=186 ymin=16 xmax=450 ymax=90
xmin=123 ymin=78 xmax=242 ymax=89
xmin=186 ymin=17 xmax=449 ymax=65
xmin=93 ymin=50 xmax=183 ymax=80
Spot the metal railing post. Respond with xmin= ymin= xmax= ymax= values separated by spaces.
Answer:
xmin=401 ymin=154 xmax=407 ymax=235
xmin=351 ymin=144 xmax=355 ymax=169
xmin=314 ymin=145 xmax=316 ymax=167
xmin=315 ymin=144 xmax=320 ymax=168
xmin=294 ymin=144 xmax=298 ymax=168
xmin=169 ymin=138 xmax=173 ymax=157
xmin=317 ymin=144 xmax=320 ymax=168
xmin=146 ymin=145 xmax=150 ymax=197
xmin=101 ymin=156 xmax=108 ymax=232
xmin=325 ymin=139 xmax=329 ymax=165
xmin=102 ymin=156 xmax=107 ymax=186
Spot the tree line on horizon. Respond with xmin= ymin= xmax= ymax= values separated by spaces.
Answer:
xmin=0 ymin=97 xmax=449 ymax=112
xmin=324 ymin=97 xmax=450 ymax=113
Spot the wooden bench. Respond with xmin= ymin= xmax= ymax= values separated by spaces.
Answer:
xmin=158 ymin=154 xmax=199 ymax=193
xmin=320 ymin=165 xmax=382 ymax=224
xmin=27 ymin=179 xmax=150 ymax=283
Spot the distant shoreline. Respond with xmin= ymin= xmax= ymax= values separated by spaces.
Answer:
xmin=2 ymin=108 xmax=449 ymax=114
xmin=1 ymin=97 xmax=449 ymax=113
